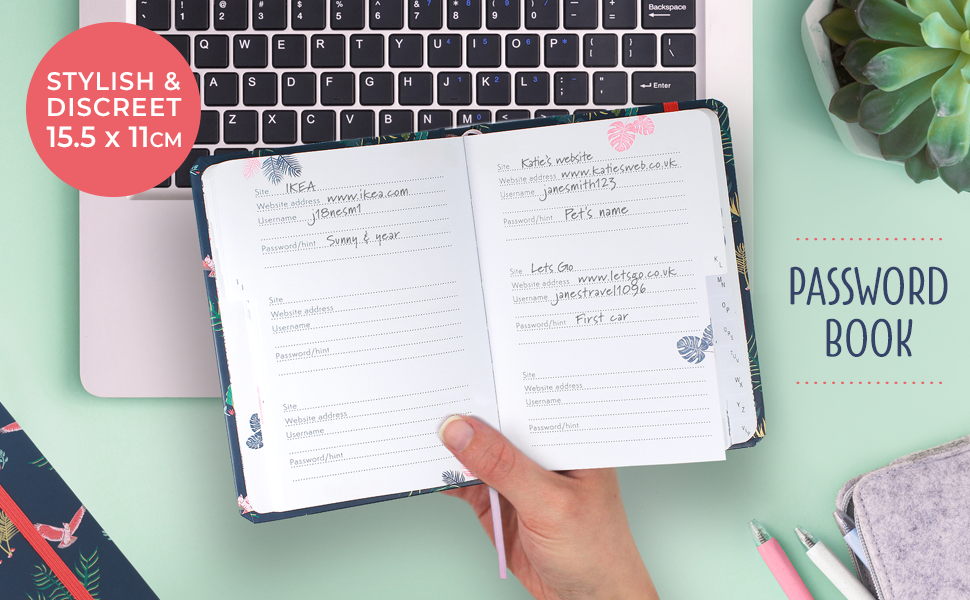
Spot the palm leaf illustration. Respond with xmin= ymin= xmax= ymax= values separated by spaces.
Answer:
xmin=261 ymin=155 xmax=303 ymax=184
xmin=729 ymin=193 xmax=740 ymax=217
xmin=441 ymin=470 xmax=465 ymax=487
xmin=736 ymin=243 xmax=749 ymax=289
xmin=0 ymin=510 xmax=18 ymax=558
xmin=75 ymin=549 xmax=101 ymax=598
xmin=747 ymin=335 xmax=762 ymax=392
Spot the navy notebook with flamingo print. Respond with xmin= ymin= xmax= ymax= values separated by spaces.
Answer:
xmin=190 ymin=100 xmax=764 ymax=524
xmin=0 ymin=401 xmax=158 ymax=600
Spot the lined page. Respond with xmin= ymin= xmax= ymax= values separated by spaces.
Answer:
xmin=464 ymin=111 xmax=730 ymax=470
xmin=201 ymin=137 xmax=497 ymax=514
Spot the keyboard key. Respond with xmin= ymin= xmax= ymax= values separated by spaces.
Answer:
xmin=195 ymin=35 xmax=230 ymax=68
xmin=525 ymin=0 xmax=558 ymax=29
xmin=224 ymin=110 xmax=259 ymax=143
xmin=175 ymin=148 xmax=210 ymax=187
xmin=660 ymin=34 xmax=695 ymax=67
xmin=487 ymin=0 xmax=519 ymax=29
xmin=273 ymin=35 xmax=307 ymax=67
xmin=418 ymin=110 xmax=452 ymax=130
xmin=505 ymin=34 xmax=539 ymax=67
xmin=194 ymin=72 xmax=200 ymax=90
xmin=458 ymin=109 xmax=491 ymax=124
xmin=632 ymin=71 xmax=695 ymax=104
xmin=583 ymin=34 xmax=616 ymax=67
xmin=371 ymin=0 xmax=405 ymax=29
xmin=263 ymin=110 xmax=298 ymax=143
xmin=476 ymin=72 xmax=511 ymax=105
xmin=593 ymin=71 xmax=626 ymax=104
xmin=554 ymin=71 xmax=587 ymax=105
xmin=622 ymin=33 xmax=655 ymax=67
xmin=428 ymin=35 xmax=462 ymax=67
xmin=332 ymin=0 xmax=365 ymax=28
xmin=399 ymin=72 xmax=433 ymax=104
xmin=642 ymin=0 xmax=694 ymax=28
xmin=410 ymin=0 xmax=443 ymax=29
xmin=234 ymin=35 xmax=269 ymax=67
xmin=197 ymin=110 xmax=220 ymax=144
xmin=468 ymin=35 xmax=501 ymax=67
xmin=321 ymin=72 xmax=355 ymax=104
xmin=360 ymin=72 xmax=394 ymax=104
xmin=534 ymin=109 xmax=567 ymax=117
xmin=215 ymin=0 xmax=249 ymax=29
xmin=564 ymin=0 xmax=596 ymax=28
xmin=243 ymin=72 xmax=278 ymax=105
xmin=437 ymin=72 xmax=472 ymax=104
xmin=155 ymin=177 xmax=172 ymax=188
xmin=389 ymin=34 xmax=423 ymax=66
xmin=254 ymin=0 xmax=288 ymax=28
xmin=350 ymin=34 xmax=384 ymax=67
xmin=449 ymin=0 xmax=482 ymax=29
xmin=215 ymin=147 xmax=248 ymax=154
xmin=340 ymin=110 xmax=375 ymax=138
xmin=136 ymin=0 xmax=170 ymax=30
xmin=162 ymin=35 xmax=191 ymax=64
xmin=282 ymin=72 xmax=317 ymax=105
xmin=379 ymin=110 xmax=414 ymax=134
xmin=302 ymin=110 xmax=337 ymax=142
xmin=496 ymin=109 xmax=530 ymax=121
xmin=545 ymin=34 xmax=578 ymax=67
xmin=515 ymin=72 xmax=549 ymax=105
xmin=204 ymin=73 xmax=239 ymax=105
xmin=175 ymin=0 xmax=210 ymax=30
xmin=311 ymin=34 xmax=346 ymax=67
xmin=603 ymin=0 xmax=635 ymax=28
xmin=292 ymin=0 xmax=326 ymax=28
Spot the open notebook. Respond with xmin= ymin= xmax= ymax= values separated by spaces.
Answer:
xmin=191 ymin=101 xmax=764 ymax=522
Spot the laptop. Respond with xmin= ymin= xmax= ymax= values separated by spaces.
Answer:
xmin=78 ymin=0 xmax=754 ymax=397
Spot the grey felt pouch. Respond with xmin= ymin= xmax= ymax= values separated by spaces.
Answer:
xmin=835 ymin=436 xmax=970 ymax=600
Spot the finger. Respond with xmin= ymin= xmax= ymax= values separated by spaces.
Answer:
xmin=438 ymin=415 xmax=555 ymax=513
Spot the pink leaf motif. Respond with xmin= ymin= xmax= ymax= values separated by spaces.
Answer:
xmin=242 ymin=158 xmax=261 ymax=179
xmin=203 ymin=256 xmax=216 ymax=279
xmin=607 ymin=121 xmax=637 ymax=152
xmin=630 ymin=116 xmax=655 ymax=136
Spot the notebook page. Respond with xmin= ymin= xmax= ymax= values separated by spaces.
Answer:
xmin=201 ymin=137 xmax=497 ymax=513
xmin=464 ymin=111 xmax=730 ymax=470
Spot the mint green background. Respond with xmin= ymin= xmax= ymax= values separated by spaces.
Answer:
xmin=2 ymin=1 xmax=968 ymax=598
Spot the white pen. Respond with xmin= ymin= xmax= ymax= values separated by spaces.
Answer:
xmin=795 ymin=527 xmax=875 ymax=600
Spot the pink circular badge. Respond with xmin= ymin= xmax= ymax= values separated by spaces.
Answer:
xmin=26 ymin=23 xmax=201 ymax=197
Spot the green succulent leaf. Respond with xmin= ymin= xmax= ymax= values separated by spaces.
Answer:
xmin=921 ymin=13 xmax=964 ymax=49
xmin=830 ymin=82 xmax=874 ymax=122
xmin=932 ymin=54 xmax=970 ymax=115
xmin=927 ymin=112 xmax=970 ymax=165
xmin=939 ymin=150 xmax=970 ymax=190
xmin=844 ymin=39 xmax=901 ymax=83
xmin=904 ymin=146 xmax=941 ymax=181
xmin=907 ymin=0 xmax=965 ymax=30
xmin=865 ymin=47 xmax=959 ymax=90
xmin=879 ymin=99 xmax=935 ymax=158
xmin=822 ymin=8 xmax=865 ymax=46
xmin=860 ymin=68 xmax=946 ymax=132
xmin=857 ymin=0 xmax=931 ymax=45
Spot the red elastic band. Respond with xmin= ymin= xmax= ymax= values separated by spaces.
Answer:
xmin=663 ymin=102 xmax=680 ymax=112
xmin=0 ymin=483 xmax=95 ymax=600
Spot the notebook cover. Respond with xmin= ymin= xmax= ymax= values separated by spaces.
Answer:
xmin=0 ymin=401 xmax=158 ymax=599
xmin=189 ymin=100 xmax=765 ymax=523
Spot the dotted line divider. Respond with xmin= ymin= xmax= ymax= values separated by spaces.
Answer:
xmin=265 ymin=244 xmax=453 ymax=269
xmin=617 ymin=180 xmax=684 ymax=189
xmin=304 ymin=308 xmax=460 ymax=331
xmin=511 ymin=259 xmax=693 ymax=278
xmin=502 ymin=194 xmax=687 ymax=216
xmin=279 ymin=281 xmax=456 ymax=305
xmin=525 ymin=381 xmax=706 ymax=395
xmin=280 ymin=349 xmax=464 ymax=376
xmin=516 ymin=301 xmax=698 ymax=318
xmin=796 ymin=381 xmax=942 ymax=385
xmin=545 ymin=393 xmax=710 ymax=407
xmin=528 ymin=367 xmax=702 ymax=381
xmin=530 ymin=421 xmax=712 ymax=434
xmin=291 ymin=444 xmax=444 ymax=468
xmin=498 ymin=165 xmax=681 ymax=187
xmin=516 ymin=273 xmax=693 ymax=290
xmin=270 ymin=294 xmax=458 ymax=319
xmin=518 ymin=329 xmax=694 ymax=346
xmin=285 ymin=399 xmax=463 ymax=425
xmin=291 ymin=415 xmax=454 ymax=440
xmin=501 ymin=151 xmax=681 ymax=173
xmin=276 ymin=336 xmax=463 ymax=362
xmin=293 ymin=455 xmax=454 ymax=482
xmin=261 ymin=217 xmax=449 ymax=245
xmin=533 ymin=434 xmax=712 ymax=448
xmin=260 ymin=204 xmax=449 ymax=242
xmin=503 ymin=208 xmax=688 ymax=228
xmin=260 ymin=228 xmax=450 ymax=254
xmin=289 ymin=384 xmax=469 ymax=412
xmin=515 ymin=315 xmax=699 ymax=332
xmin=506 ymin=222 xmax=687 ymax=242
xmin=259 ymin=175 xmax=445 ymax=198
xmin=275 ymin=322 xmax=460 ymax=349
xmin=289 ymin=432 xmax=436 ymax=455
xmin=795 ymin=237 xmax=942 ymax=241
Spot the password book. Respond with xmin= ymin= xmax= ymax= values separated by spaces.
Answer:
xmin=190 ymin=100 xmax=764 ymax=522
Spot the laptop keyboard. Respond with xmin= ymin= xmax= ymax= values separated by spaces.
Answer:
xmin=134 ymin=0 xmax=703 ymax=191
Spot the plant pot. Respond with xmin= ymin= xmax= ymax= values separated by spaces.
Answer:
xmin=801 ymin=0 xmax=884 ymax=161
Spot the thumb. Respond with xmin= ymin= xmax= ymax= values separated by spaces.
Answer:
xmin=439 ymin=415 xmax=554 ymax=512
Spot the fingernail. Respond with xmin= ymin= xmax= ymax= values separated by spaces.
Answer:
xmin=439 ymin=416 xmax=474 ymax=452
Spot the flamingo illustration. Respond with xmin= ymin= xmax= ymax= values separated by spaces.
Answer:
xmin=35 ymin=506 xmax=86 ymax=549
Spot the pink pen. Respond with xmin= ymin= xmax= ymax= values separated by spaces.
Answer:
xmin=489 ymin=487 xmax=507 ymax=579
xmin=749 ymin=520 xmax=814 ymax=600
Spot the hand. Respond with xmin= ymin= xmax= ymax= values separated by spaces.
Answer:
xmin=439 ymin=415 xmax=659 ymax=600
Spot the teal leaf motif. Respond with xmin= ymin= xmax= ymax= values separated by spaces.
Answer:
xmin=442 ymin=470 xmax=465 ymax=487
xmin=677 ymin=323 xmax=713 ymax=364
xmin=262 ymin=155 xmax=303 ymax=185
xmin=246 ymin=414 xmax=263 ymax=450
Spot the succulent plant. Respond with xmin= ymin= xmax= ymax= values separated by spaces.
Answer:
xmin=823 ymin=0 xmax=970 ymax=192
